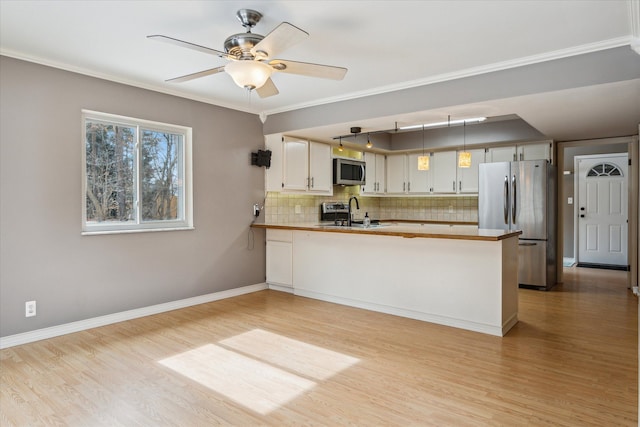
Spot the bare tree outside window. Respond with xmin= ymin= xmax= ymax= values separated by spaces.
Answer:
xmin=85 ymin=122 xmax=135 ymax=223
xmin=82 ymin=112 xmax=191 ymax=234
xmin=141 ymin=130 xmax=182 ymax=221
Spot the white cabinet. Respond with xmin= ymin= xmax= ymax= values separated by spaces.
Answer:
xmin=457 ymin=148 xmax=485 ymax=193
xmin=487 ymin=146 xmax=517 ymax=162
xmin=308 ymin=142 xmax=332 ymax=192
xmin=362 ymin=152 xmax=385 ymax=194
xmin=432 ymin=151 xmax=458 ymax=193
xmin=517 ymin=142 xmax=552 ymax=162
xmin=283 ymin=139 xmax=309 ymax=191
xmin=408 ymin=153 xmax=432 ymax=193
xmin=265 ymin=134 xmax=284 ymax=192
xmin=487 ymin=142 xmax=553 ymax=163
xmin=282 ymin=139 xmax=332 ymax=194
xmin=386 ymin=154 xmax=408 ymax=194
xmin=266 ymin=229 xmax=293 ymax=291
xmin=387 ymin=154 xmax=433 ymax=194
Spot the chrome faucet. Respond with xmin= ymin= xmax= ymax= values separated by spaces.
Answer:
xmin=347 ymin=196 xmax=359 ymax=226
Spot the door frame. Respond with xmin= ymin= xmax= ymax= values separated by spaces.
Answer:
xmin=573 ymin=152 xmax=629 ymax=268
xmin=557 ymin=136 xmax=638 ymax=289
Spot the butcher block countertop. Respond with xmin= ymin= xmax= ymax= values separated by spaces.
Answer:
xmin=251 ymin=221 xmax=521 ymax=241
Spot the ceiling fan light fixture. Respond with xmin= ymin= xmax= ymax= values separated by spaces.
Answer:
xmin=225 ymin=60 xmax=273 ymax=90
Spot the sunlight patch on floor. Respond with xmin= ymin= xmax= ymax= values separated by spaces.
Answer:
xmin=219 ymin=329 xmax=360 ymax=381
xmin=158 ymin=329 xmax=360 ymax=415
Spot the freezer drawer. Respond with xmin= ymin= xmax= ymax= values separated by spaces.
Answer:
xmin=518 ymin=240 xmax=547 ymax=288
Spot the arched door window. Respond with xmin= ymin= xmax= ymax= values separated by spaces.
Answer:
xmin=586 ymin=163 xmax=623 ymax=177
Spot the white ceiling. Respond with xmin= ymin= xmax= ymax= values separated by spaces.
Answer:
xmin=1 ymin=0 xmax=638 ymax=141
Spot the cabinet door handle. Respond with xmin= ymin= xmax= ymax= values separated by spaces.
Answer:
xmin=408 ymin=182 xmax=411 ymax=192
xmin=453 ymin=181 xmax=455 ymax=191
xmin=306 ymin=177 xmax=310 ymax=189
xmin=403 ymin=182 xmax=406 ymax=192
xmin=311 ymin=177 xmax=314 ymax=188
xmin=459 ymin=181 xmax=461 ymax=191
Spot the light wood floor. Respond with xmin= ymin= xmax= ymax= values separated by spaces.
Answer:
xmin=1 ymin=267 xmax=637 ymax=426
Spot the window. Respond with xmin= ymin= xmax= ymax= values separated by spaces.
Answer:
xmin=82 ymin=110 xmax=192 ymax=234
xmin=586 ymin=163 xmax=623 ymax=177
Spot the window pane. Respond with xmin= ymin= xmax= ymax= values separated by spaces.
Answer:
xmin=141 ymin=129 xmax=183 ymax=222
xmin=85 ymin=121 xmax=135 ymax=223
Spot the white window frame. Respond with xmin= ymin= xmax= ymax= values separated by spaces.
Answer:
xmin=81 ymin=110 xmax=193 ymax=235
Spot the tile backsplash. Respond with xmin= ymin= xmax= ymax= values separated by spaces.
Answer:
xmin=264 ymin=188 xmax=478 ymax=224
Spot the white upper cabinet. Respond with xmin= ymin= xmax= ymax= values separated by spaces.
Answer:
xmin=432 ymin=151 xmax=458 ymax=194
xmin=280 ymin=138 xmax=332 ymax=194
xmin=386 ymin=154 xmax=408 ymax=194
xmin=457 ymin=148 xmax=485 ymax=193
xmin=517 ymin=142 xmax=552 ymax=162
xmin=407 ymin=153 xmax=432 ymax=193
xmin=362 ymin=152 xmax=385 ymax=194
xmin=265 ymin=134 xmax=284 ymax=192
xmin=283 ymin=139 xmax=309 ymax=191
xmin=487 ymin=142 xmax=553 ymax=163
xmin=487 ymin=145 xmax=517 ymax=162
xmin=308 ymin=142 xmax=332 ymax=192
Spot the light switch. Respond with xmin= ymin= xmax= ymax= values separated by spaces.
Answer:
xmin=567 ymin=197 xmax=573 ymax=205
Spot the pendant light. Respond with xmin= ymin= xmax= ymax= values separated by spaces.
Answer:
xmin=366 ymin=134 xmax=372 ymax=149
xmin=338 ymin=136 xmax=344 ymax=152
xmin=417 ymin=124 xmax=429 ymax=170
xmin=458 ymin=121 xmax=471 ymax=168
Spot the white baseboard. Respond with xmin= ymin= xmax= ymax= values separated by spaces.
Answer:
xmin=294 ymin=289 xmax=509 ymax=337
xmin=0 ymin=283 xmax=268 ymax=349
xmin=267 ymin=283 xmax=294 ymax=294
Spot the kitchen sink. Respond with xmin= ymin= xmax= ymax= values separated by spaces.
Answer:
xmin=317 ymin=221 xmax=388 ymax=229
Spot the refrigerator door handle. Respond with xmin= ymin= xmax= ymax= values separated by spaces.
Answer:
xmin=519 ymin=242 xmax=537 ymax=246
xmin=511 ymin=174 xmax=517 ymax=225
xmin=503 ymin=175 xmax=509 ymax=225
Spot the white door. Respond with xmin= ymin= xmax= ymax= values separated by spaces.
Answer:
xmin=577 ymin=153 xmax=628 ymax=267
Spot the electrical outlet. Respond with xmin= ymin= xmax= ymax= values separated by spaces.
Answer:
xmin=25 ymin=300 xmax=36 ymax=317
xmin=448 ymin=205 xmax=454 ymax=213
xmin=295 ymin=204 xmax=302 ymax=214
xmin=253 ymin=203 xmax=261 ymax=217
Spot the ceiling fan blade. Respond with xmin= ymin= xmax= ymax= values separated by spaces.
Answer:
xmin=251 ymin=22 xmax=308 ymax=59
xmin=166 ymin=66 xmax=226 ymax=83
xmin=269 ymin=59 xmax=347 ymax=80
xmin=256 ymin=77 xmax=279 ymax=98
xmin=147 ymin=35 xmax=234 ymax=59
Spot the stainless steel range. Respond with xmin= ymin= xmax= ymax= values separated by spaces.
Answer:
xmin=320 ymin=202 xmax=349 ymax=224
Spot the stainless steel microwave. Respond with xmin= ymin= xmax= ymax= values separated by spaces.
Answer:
xmin=333 ymin=158 xmax=366 ymax=186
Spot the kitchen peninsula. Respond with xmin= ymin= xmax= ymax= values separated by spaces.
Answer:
xmin=252 ymin=223 xmax=521 ymax=336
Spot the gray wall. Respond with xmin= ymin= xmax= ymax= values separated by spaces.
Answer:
xmin=561 ymin=141 xmax=630 ymax=258
xmin=0 ymin=56 xmax=266 ymax=337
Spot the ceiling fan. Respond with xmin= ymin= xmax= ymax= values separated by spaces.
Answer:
xmin=148 ymin=9 xmax=348 ymax=98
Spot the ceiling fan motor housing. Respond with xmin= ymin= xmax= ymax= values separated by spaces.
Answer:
xmin=224 ymin=33 xmax=264 ymax=59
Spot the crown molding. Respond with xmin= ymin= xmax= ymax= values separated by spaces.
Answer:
xmin=261 ymin=36 xmax=633 ymax=118
xmin=2 ymin=36 xmax=633 ymax=120
xmin=0 ymin=48 xmax=259 ymax=115
xmin=630 ymin=0 xmax=640 ymax=55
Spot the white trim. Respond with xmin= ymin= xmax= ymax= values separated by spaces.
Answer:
xmin=0 ymin=283 xmax=268 ymax=349
xmin=294 ymin=289 xmax=513 ymax=337
xmin=0 ymin=48 xmax=256 ymax=114
xmin=2 ymin=36 xmax=633 ymax=117
xmin=268 ymin=284 xmax=294 ymax=294
xmin=262 ymin=36 xmax=633 ymax=116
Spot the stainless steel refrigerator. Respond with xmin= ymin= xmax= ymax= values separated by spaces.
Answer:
xmin=478 ymin=160 xmax=557 ymax=290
